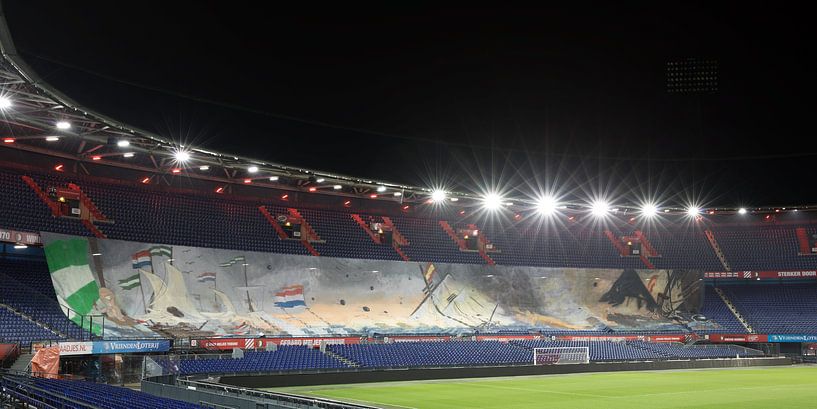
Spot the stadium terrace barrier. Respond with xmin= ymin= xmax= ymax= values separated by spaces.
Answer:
xmin=142 ymin=376 xmax=377 ymax=409
xmin=218 ymin=357 xmax=792 ymax=389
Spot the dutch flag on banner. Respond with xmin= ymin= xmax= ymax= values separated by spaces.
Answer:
xmin=274 ymin=285 xmax=306 ymax=308
xmin=131 ymin=250 xmax=151 ymax=270
xmin=197 ymin=272 xmax=217 ymax=283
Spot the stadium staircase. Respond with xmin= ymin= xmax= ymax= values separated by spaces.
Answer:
xmin=467 ymin=223 xmax=496 ymax=265
xmin=324 ymin=349 xmax=360 ymax=367
xmin=705 ymin=229 xmax=732 ymax=272
xmin=714 ymin=287 xmax=754 ymax=333
xmin=287 ymin=208 xmax=321 ymax=256
xmin=795 ymin=227 xmax=813 ymax=255
xmin=382 ymin=217 xmax=411 ymax=261
xmin=439 ymin=220 xmax=467 ymax=250
xmin=20 ymin=175 xmax=60 ymax=217
xmin=258 ymin=206 xmax=289 ymax=239
xmin=625 ymin=341 xmax=674 ymax=358
xmin=9 ymin=353 xmax=33 ymax=372
xmin=351 ymin=214 xmax=382 ymax=243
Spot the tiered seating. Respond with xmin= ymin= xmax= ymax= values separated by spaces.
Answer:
xmin=483 ymin=223 xmax=625 ymax=268
xmin=714 ymin=226 xmax=816 ymax=270
xmin=514 ymin=339 xmax=664 ymax=362
xmin=388 ymin=217 xmax=484 ymax=264
xmin=2 ymin=375 xmax=201 ymax=409
xmin=630 ymin=341 xmax=763 ymax=359
xmin=719 ymin=284 xmax=817 ymax=333
xmin=698 ymin=286 xmax=748 ymax=333
xmin=3 ymin=167 xmax=817 ymax=272
xmin=300 ymin=209 xmax=403 ymax=261
xmin=0 ymin=259 xmax=90 ymax=340
xmin=647 ymin=228 xmax=724 ymax=271
xmin=177 ymin=346 xmax=348 ymax=374
xmin=0 ymin=308 xmax=61 ymax=346
xmin=328 ymin=341 xmax=532 ymax=368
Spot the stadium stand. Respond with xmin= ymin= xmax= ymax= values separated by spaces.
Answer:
xmin=2 ymin=166 xmax=817 ymax=272
xmin=698 ymin=285 xmax=748 ymax=333
xmin=176 ymin=346 xmax=349 ymax=374
xmin=168 ymin=341 xmax=765 ymax=375
xmin=718 ymin=284 xmax=817 ymax=334
xmin=1 ymin=375 xmax=202 ymax=409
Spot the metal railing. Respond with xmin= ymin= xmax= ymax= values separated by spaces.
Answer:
xmin=176 ymin=377 xmax=378 ymax=409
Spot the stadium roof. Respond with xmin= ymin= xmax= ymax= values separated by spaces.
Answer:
xmin=0 ymin=4 xmax=814 ymax=218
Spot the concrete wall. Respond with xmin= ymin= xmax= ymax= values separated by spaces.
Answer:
xmin=220 ymin=357 xmax=791 ymax=388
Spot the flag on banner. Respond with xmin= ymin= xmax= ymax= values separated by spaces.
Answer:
xmin=424 ymin=263 xmax=436 ymax=283
xmin=43 ymin=238 xmax=101 ymax=335
xmin=219 ymin=256 xmax=246 ymax=267
xmin=274 ymin=285 xmax=306 ymax=308
xmin=131 ymin=250 xmax=151 ymax=269
xmin=118 ymin=273 xmax=141 ymax=290
xmin=197 ymin=272 xmax=217 ymax=283
xmin=149 ymin=245 xmax=172 ymax=257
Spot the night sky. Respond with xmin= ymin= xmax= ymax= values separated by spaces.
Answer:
xmin=4 ymin=2 xmax=817 ymax=207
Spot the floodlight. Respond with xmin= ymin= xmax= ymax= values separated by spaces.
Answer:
xmin=333 ymin=184 xmax=342 ymax=190
xmin=56 ymin=121 xmax=71 ymax=130
xmin=641 ymin=203 xmax=658 ymax=218
xmin=590 ymin=200 xmax=610 ymax=217
xmin=269 ymin=176 xmax=279 ymax=181
xmin=687 ymin=206 xmax=700 ymax=216
xmin=247 ymin=166 xmax=259 ymax=173
xmin=174 ymin=150 xmax=191 ymax=162
xmin=376 ymin=186 xmax=386 ymax=192
xmin=536 ymin=196 xmax=557 ymax=215
xmin=316 ymin=178 xmax=325 ymax=183
xmin=738 ymin=208 xmax=747 ymax=215
xmin=117 ymin=139 xmax=130 ymax=147
xmin=123 ymin=152 xmax=135 ymax=158
xmin=482 ymin=193 xmax=502 ymax=210
xmin=431 ymin=190 xmax=447 ymax=202
xmin=45 ymin=136 xmax=59 ymax=142
xmin=0 ymin=96 xmax=11 ymax=109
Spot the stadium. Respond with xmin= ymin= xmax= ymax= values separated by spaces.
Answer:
xmin=1 ymin=3 xmax=817 ymax=409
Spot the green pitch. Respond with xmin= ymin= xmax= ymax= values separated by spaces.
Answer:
xmin=270 ymin=366 xmax=817 ymax=409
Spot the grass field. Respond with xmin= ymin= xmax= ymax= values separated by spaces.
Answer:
xmin=270 ymin=366 xmax=817 ymax=409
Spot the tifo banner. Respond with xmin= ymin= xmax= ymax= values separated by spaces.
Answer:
xmin=43 ymin=237 xmax=102 ymax=335
xmin=41 ymin=233 xmax=705 ymax=339
xmin=58 ymin=340 xmax=170 ymax=355
xmin=0 ymin=228 xmax=41 ymax=245
xmin=768 ymin=334 xmax=817 ymax=343
xmin=705 ymin=271 xmax=817 ymax=279
xmin=708 ymin=334 xmax=769 ymax=343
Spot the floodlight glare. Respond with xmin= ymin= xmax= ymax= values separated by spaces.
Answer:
xmin=641 ymin=203 xmax=658 ymax=218
xmin=0 ymin=96 xmax=12 ymax=109
xmin=431 ymin=190 xmax=447 ymax=202
xmin=174 ymin=150 xmax=191 ymax=162
xmin=482 ymin=193 xmax=502 ymax=210
xmin=536 ymin=196 xmax=558 ymax=215
xmin=376 ymin=186 xmax=387 ymax=192
xmin=738 ymin=208 xmax=747 ymax=215
xmin=333 ymin=184 xmax=342 ymax=190
xmin=687 ymin=206 xmax=700 ymax=216
xmin=55 ymin=121 xmax=71 ymax=130
xmin=117 ymin=139 xmax=130 ymax=147
xmin=590 ymin=200 xmax=610 ymax=217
